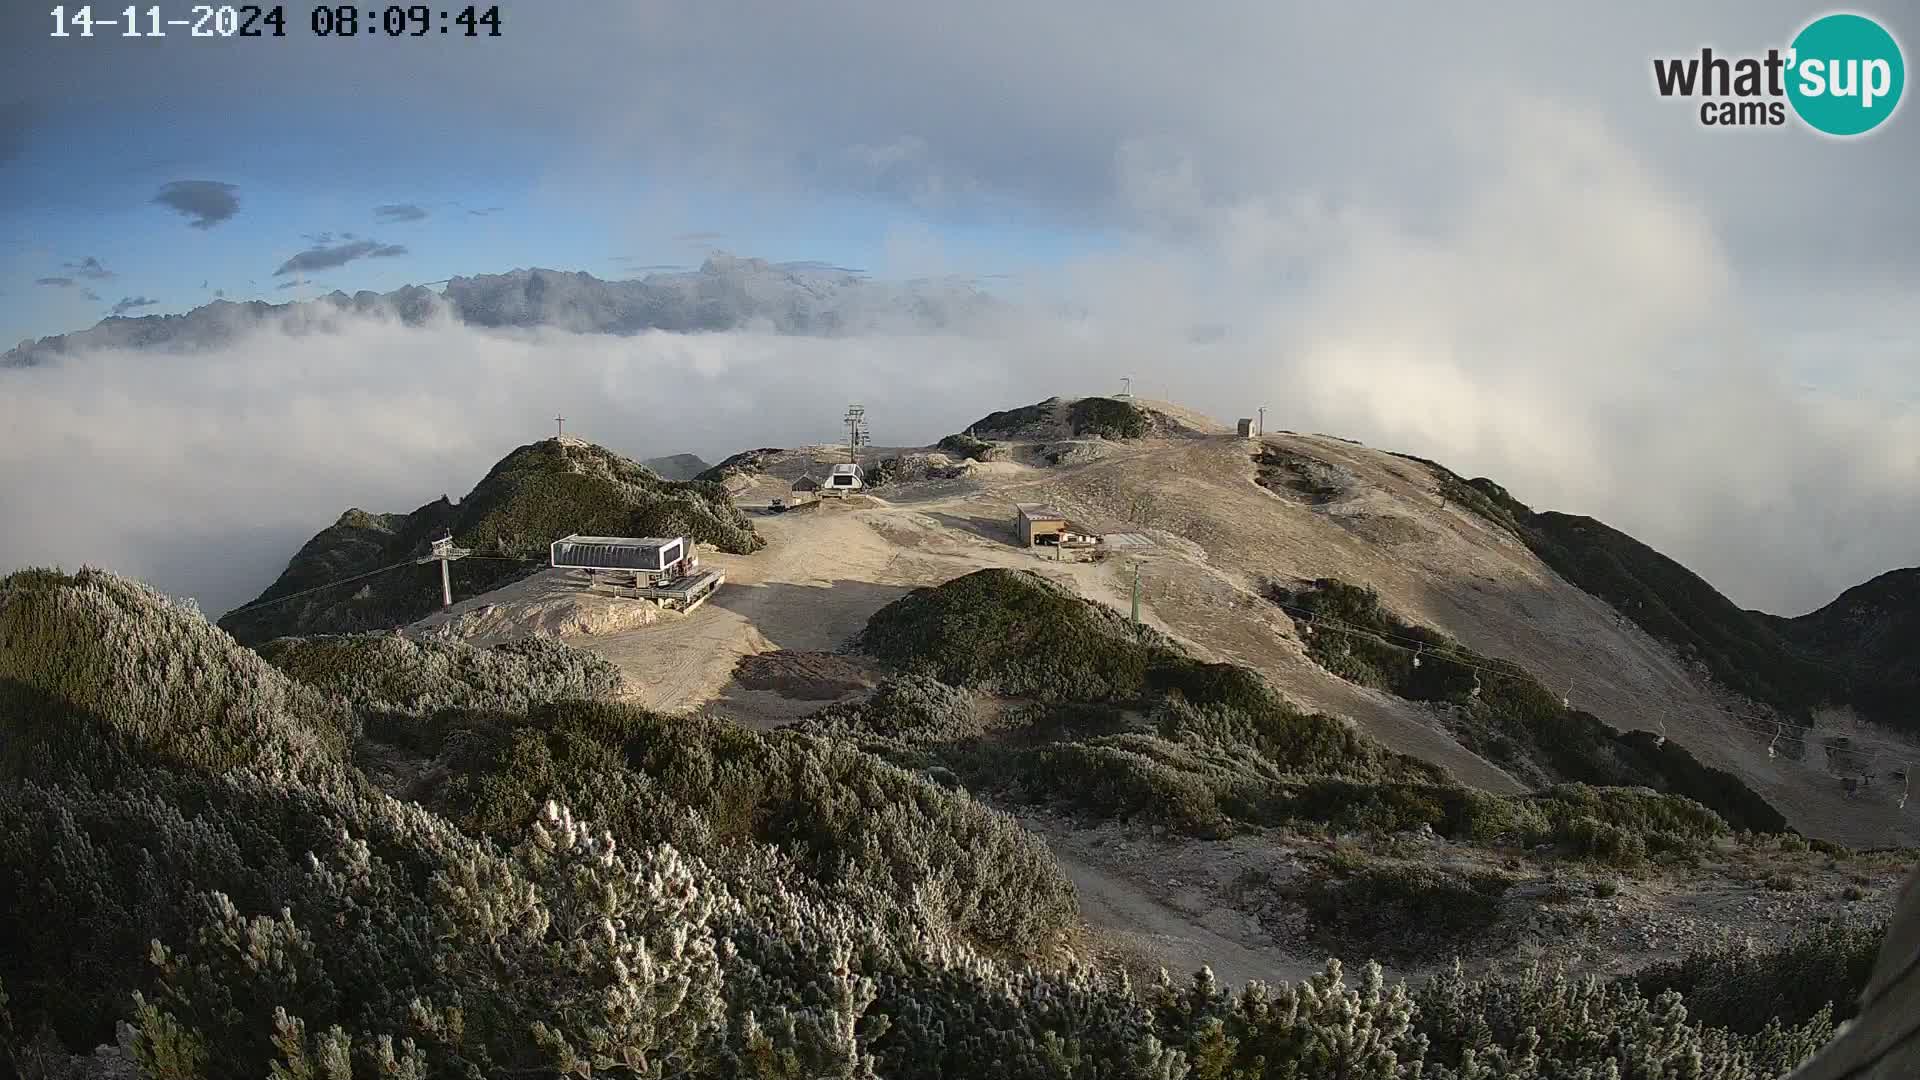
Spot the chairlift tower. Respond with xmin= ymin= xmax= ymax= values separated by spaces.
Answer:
xmin=844 ymin=404 xmax=870 ymax=464
xmin=417 ymin=531 xmax=473 ymax=608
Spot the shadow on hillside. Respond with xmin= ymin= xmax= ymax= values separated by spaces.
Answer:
xmin=924 ymin=511 xmax=1023 ymax=548
xmin=704 ymin=578 xmax=920 ymax=652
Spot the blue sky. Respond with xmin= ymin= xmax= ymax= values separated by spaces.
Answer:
xmin=0 ymin=87 xmax=1106 ymax=344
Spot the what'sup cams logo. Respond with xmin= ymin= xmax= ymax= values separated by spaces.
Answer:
xmin=1653 ymin=12 xmax=1905 ymax=135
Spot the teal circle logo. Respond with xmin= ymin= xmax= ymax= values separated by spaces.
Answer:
xmin=1786 ymin=13 xmax=1905 ymax=135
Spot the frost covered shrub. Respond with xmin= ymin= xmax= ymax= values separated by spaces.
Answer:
xmin=1413 ymin=961 xmax=1834 ymax=1078
xmin=799 ymin=674 xmax=979 ymax=745
xmin=259 ymin=632 xmax=625 ymax=717
xmin=126 ymin=803 xmax=734 ymax=1080
xmin=0 ymin=564 xmax=1860 ymax=1080
xmin=1298 ymin=864 xmax=1515 ymax=963
xmin=1147 ymin=961 xmax=1427 ymax=1079
xmin=0 ymin=568 xmax=352 ymax=776
xmin=0 ymin=767 xmax=1853 ymax=1080
xmin=0 ymin=768 xmax=307 ymax=1046
xmin=423 ymin=702 xmax=1079 ymax=956
xmin=1632 ymin=921 xmax=1886 ymax=1033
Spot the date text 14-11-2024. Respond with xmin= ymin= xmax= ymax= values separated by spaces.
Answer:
xmin=49 ymin=5 xmax=503 ymax=38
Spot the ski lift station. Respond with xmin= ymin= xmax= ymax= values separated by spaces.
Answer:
xmin=823 ymin=462 xmax=865 ymax=495
xmin=548 ymin=533 xmax=724 ymax=612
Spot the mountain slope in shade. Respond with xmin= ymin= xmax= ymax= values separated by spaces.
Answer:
xmin=1762 ymin=569 xmax=1920 ymax=727
xmin=2 ymin=255 xmax=1001 ymax=367
xmin=642 ymin=454 xmax=714 ymax=482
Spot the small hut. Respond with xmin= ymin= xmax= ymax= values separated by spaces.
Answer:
xmin=1014 ymin=503 xmax=1069 ymax=547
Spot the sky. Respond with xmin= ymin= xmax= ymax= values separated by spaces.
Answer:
xmin=0 ymin=2 xmax=1916 ymax=618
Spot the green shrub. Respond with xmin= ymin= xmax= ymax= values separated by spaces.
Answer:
xmin=798 ymin=673 xmax=979 ymax=745
xmin=1416 ymin=961 xmax=1833 ymax=1078
xmin=936 ymin=433 xmax=997 ymax=462
xmin=966 ymin=399 xmax=1056 ymax=436
xmin=1068 ymin=396 xmax=1149 ymax=439
xmin=859 ymin=568 xmax=1164 ymax=700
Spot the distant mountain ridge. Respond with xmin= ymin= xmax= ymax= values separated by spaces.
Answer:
xmin=2 ymin=254 xmax=1001 ymax=367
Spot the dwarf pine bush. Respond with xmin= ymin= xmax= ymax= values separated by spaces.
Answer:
xmin=0 ymin=567 xmax=352 ymax=776
xmin=1069 ymin=397 xmax=1150 ymax=440
xmin=1632 ymin=921 xmax=1886 ymax=1033
xmin=259 ymin=632 xmax=625 ymax=718
xmin=420 ymin=702 xmax=1080 ymax=957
